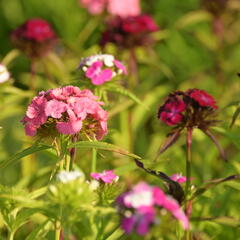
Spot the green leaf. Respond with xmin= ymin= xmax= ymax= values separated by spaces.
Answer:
xmin=230 ymin=106 xmax=240 ymax=128
xmin=0 ymin=143 xmax=52 ymax=168
xmin=191 ymin=216 xmax=240 ymax=227
xmin=68 ymin=141 xmax=141 ymax=159
xmin=191 ymin=175 xmax=240 ymax=200
xmin=26 ymin=220 xmax=50 ymax=240
xmin=103 ymin=84 xmax=143 ymax=106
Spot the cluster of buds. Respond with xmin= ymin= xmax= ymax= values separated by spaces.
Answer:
xmin=79 ymin=0 xmax=141 ymax=18
xmin=11 ymin=18 xmax=57 ymax=58
xmin=79 ymin=54 xmax=127 ymax=85
xmin=21 ymin=86 xmax=108 ymax=140
xmin=158 ymin=89 xmax=218 ymax=129
xmin=100 ymin=14 xmax=158 ymax=48
xmin=116 ymin=182 xmax=189 ymax=236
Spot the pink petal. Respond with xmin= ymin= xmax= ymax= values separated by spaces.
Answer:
xmin=91 ymin=69 xmax=113 ymax=85
xmin=114 ymin=60 xmax=127 ymax=74
xmin=56 ymin=120 xmax=82 ymax=135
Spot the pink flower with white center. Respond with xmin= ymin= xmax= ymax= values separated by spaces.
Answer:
xmin=170 ymin=173 xmax=187 ymax=184
xmin=79 ymin=54 xmax=127 ymax=85
xmin=91 ymin=170 xmax=118 ymax=183
xmin=22 ymin=86 xmax=108 ymax=139
xmin=116 ymin=182 xmax=189 ymax=235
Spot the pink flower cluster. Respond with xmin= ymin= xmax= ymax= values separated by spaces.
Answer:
xmin=158 ymin=89 xmax=218 ymax=126
xmin=91 ymin=170 xmax=119 ymax=183
xmin=22 ymin=86 xmax=108 ymax=139
xmin=101 ymin=15 xmax=158 ymax=48
xmin=116 ymin=182 xmax=189 ymax=236
xmin=11 ymin=18 xmax=56 ymax=58
xmin=80 ymin=0 xmax=141 ymax=18
xmin=79 ymin=54 xmax=127 ymax=85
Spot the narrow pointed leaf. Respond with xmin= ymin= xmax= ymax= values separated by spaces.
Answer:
xmin=135 ymin=159 xmax=184 ymax=203
xmin=158 ymin=129 xmax=182 ymax=155
xmin=0 ymin=143 xmax=52 ymax=169
xmin=191 ymin=174 xmax=240 ymax=200
xmin=230 ymin=107 xmax=240 ymax=128
xmin=68 ymin=141 xmax=141 ymax=159
xmin=201 ymin=129 xmax=227 ymax=161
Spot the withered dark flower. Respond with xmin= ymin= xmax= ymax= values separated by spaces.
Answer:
xmin=100 ymin=14 xmax=158 ymax=48
xmin=157 ymin=89 xmax=226 ymax=160
xmin=11 ymin=18 xmax=57 ymax=58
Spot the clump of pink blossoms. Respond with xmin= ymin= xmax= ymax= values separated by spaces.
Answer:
xmin=79 ymin=0 xmax=141 ymax=18
xmin=116 ymin=182 xmax=189 ymax=236
xmin=91 ymin=170 xmax=119 ymax=183
xmin=22 ymin=86 xmax=108 ymax=140
xmin=79 ymin=54 xmax=127 ymax=85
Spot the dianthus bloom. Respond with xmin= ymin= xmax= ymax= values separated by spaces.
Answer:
xmin=57 ymin=170 xmax=83 ymax=183
xmin=158 ymin=89 xmax=218 ymax=127
xmin=22 ymin=86 xmax=108 ymax=139
xmin=79 ymin=0 xmax=141 ymax=17
xmin=11 ymin=18 xmax=56 ymax=58
xmin=100 ymin=14 xmax=158 ymax=48
xmin=0 ymin=64 xmax=10 ymax=83
xmin=79 ymin=54 xmax=127 ymax=85
xmin=170 ymin=174 xmax=187 ymax=184
xmin=91 ymin=170 xmax=119 ymax=183
xmin=116 ymin=182 xmax=189 ymax=236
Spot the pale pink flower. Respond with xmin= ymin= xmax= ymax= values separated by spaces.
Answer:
xmin=107 ymin=0 xmax=141 ymax=18
xmin=79 ymin=54 xmax=127 ymax=85
xmin=91 ymin=170 xmax=118 ymax=183
xmin=22 ymin=86 xmax=108 ymax=139
xmin=80 ymin=0 xmax=107 ymax=15
xmin=170 ymin=173 xmax=187 ymax=184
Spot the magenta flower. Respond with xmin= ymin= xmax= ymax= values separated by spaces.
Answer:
xmin=116 ymin=182 xmax=189 ymax=235
xmin=91 ymin=170 xmax=118 ymax=183
xmin=100 ymin=14 xmax=158 ymax=48
xmin=11 ymin=18 xmax=56 ymax=58
xmin=79 ymin=54 xmax=127 ymax=85
xmin=188 ymin=89 xmax=218 ymax=109
xmin=170 ymin=174 xmax=187 ymax=184
xmin=22 ymin=86 xmax=108 ymax=139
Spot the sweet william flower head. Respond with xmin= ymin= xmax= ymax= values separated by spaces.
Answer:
xmin=100 ymin=14 xmax=158 ymax=48
xmin=116 ymin=182 xmax=189 ymax=235
xmin=11 ymin=18 xmax=57 ymax=58
xmin=91 ymin=170 xmax=119 ymax=183
xmin=22 ymin=86 xmax=108 ymax=140
xmin=79 ymin=54 xmax=127 ymax=85
xmin=0 ymin=64 xmax=10 ymax=83
xmin=79 ymin=0 xmax=140 ymax=17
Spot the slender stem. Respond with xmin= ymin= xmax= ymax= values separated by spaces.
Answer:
xmin=30 ymin=60 xmax=37 ymax=90
xmin=55 ymin=221 xmax=61 ymax=240
xmin=91 ymin=148 xmax=97 ymax=173
xmin=8 ymin=231 xmax=15 ymax=240
xmin=185 ymin=127 xmax=193 ymax=240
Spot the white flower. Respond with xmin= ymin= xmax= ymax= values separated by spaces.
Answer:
xmin=0 ymin=64 xmax=10 ymax=83
xmin=80 ymin=54 xmax=115 ymax=68
xmin=56 ymin=170 xmax=83 ymax=183
xmin=124 ymin=190 xmax=154 ymax=208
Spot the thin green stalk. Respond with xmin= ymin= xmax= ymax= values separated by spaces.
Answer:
xmin=55 ymin=221 xmax=61 ymax=240
xmin=91 ymin=148 xmax=97 ymax=173
xmin=185 ymin=127 xmax=193 ymax=240
xmin=8 ymin=231 xmax=15 ymax=240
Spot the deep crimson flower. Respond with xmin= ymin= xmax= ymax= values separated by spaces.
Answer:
xmin=158 ymin=98 xmax=186 ymax=126
xmin=100 ymin=14 xmax=158 ymax=48
xmin=188 ymin=89 xmax=218 ymax=109
xmin=11 ymin=18 xmax=56 ymax=58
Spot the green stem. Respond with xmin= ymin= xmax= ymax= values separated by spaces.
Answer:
xmin=185 ymin=127 xmax=193 ymax=240
xmin=8 ymin=231 xmax=15 ymax=240
xmin=91 ymin=148 xmax=97 ymax=173
xmin=55 ymin=221 xmax=61 ymax=240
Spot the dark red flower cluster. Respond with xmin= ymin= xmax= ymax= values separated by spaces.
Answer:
xmin=11 ymin=18 xmax=57 ymax=58
xmin=100 ymin=14 xmax=158 ymax=48
xmin=158 ymin=89 xmax=218 ymax=127
xmin=202 ymin=0 xmax=228 ymax=16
